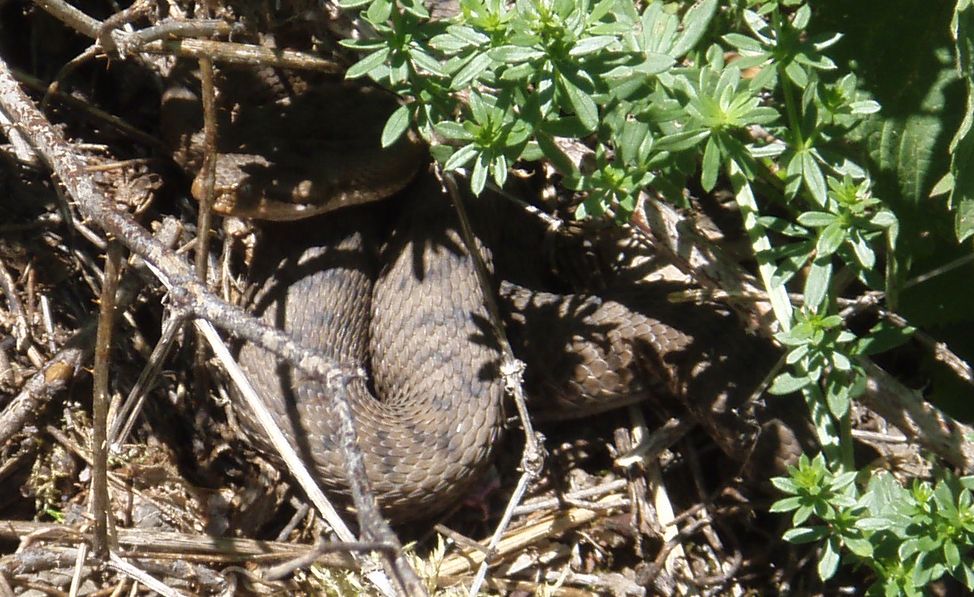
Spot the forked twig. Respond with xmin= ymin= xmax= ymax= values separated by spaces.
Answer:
xmin=32 ymin=0 xmax=343 ymax=73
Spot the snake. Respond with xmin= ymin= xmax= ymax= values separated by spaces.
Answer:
xmin=162 ymin=68 xmax=781 ymax=522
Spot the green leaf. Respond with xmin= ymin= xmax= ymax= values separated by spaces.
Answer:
xmin=429 ymin=143 xmax=454 ymax=164
xmin=932 ymin=172 xmax=955 ymax=197
xmin=832 ymin=471 xmax=858 ymax=491
xmin=722 ymin=32 xmax=764 ymax=52
xmin=345 ymin=47 xmax=391 ymax=79
xmin=429 ymin=33 xmax=471 ymax=54
xmin=758 ymin=215 xmax=810 ymax=237
xmin=825 ymin=381 xmax=851 ymax=419
xmin=381 ymin=105 xmax=411 ymax=147
xmin=488 ymin=45 xmax=546 ymax=63
xmin=850 ymin=100 xmax=881 ymax=114
xmin=804 ymin=258 xmax=832 ymax=310
xmin=818 ymin=537 xmax=842 ymax=580
xmin=638 ymin=2 xmax=678 ymax=55
xmin=785 ymin=344 xmax=809 ymax=365
xmin=948 ymin=0 xmax=974 ymax=243
xmin=618 ymin=120 xmax=650 ymax=165
xmin=843 ymin=537 xmax=874 ymax=558
xmin=471 ymin=153 xmax=489 ymax=195
xmin=434 ymin=120 xmax=475 ymax=141
xmin=588 ymin=0 xmax=619 ymax=23
xmin=338 ymin=39 xmax=386 ymax=51
xmin=569 ymin=35 xmax=618 ymax=57
xmin=499 ymin=62 xmax=537 ymax=81
xmin=701 ymin=135 xmax=720 ymax=191
xmin=816 ymin=222 xmax=846 ymax=257
xmin=491 ymin=154 xmax=508 ymax=187
xmin=443 ymin=143 xmax=479 ymax=171
xmin=770 ymin=372 xmax=810 ymax=395
xmin=631 ymin=53 xmax=677 ymax=76
xmin=802 ymin=150 xmax=828 ymax=206
xmin=467 ymin=91 xmax=489 ymax=124
xmin=447 ymin=24 xmax=490 ymax=46
xmin=797 ymin=211 xmax=839 ymax=227
xmin=856 ymin=516 xmax=896 ymax=531
xmin=520 ymin=141 xmax=543 ymax=161
xmin=784 ymin=60 xmax=809 ymax=88
xmin=410 ymin=49 xmax=447 ymax=77
xmin=783 ymin=526 xmax=827 ymax=544
xmin=771 ymin=476 xmax=800 ymax=494
xmin=576 ymin=195 xmax=606 ymax=219
xmin=654 ymin=129 xmax=709 ymax=152
xmin=770 ymin=496 xmax=803 ymax=512
xmin=849 ymin=232 xmax=876 ymax=269
xmin=962 ymin=562 xmax=974 ymax=591
xmin=945 ymin=539 xmax=961 ymax=569
xmin=729 ymin=162 xmax=793 ymax=329
xmin=451 ymin=52 xmax=494 ymax=89
xmin=557 ymin=73 xmax=599 ymax=132
xmin=794 ymin=504 xmax=815 ymax=525
xmin=956 ymin=198 xmax=974 ymax=242
xmin=504 ymin=121 xmax=533 ymax=149
xmin=366 ymin=0 xmax=393 ymax=23
xmin=747 ymin=106 xmax=780 ymax=125
xmin=870 ymin=210 xmax=899 ymax=229
xmin=856 ymin=322 xmax=916 ymax=356
xmin=784 ymin=151 xmax=804 ymax=198
xmin=671 ymin=0 xmax=718 ymax=58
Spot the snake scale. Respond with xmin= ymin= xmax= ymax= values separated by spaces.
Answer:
xmin=163 ymin=69 xmax=775 ymax=522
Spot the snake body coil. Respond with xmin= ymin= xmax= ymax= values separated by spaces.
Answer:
xmin=165 ymin=75 xmax=777 ymax=521
xmin=235 ymin=185 xmax=507 ymax=519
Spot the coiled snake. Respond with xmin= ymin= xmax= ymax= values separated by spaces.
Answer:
xmin=163 ymin=70 xmax=775 ymax=522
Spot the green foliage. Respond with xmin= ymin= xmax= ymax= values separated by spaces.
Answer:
xmin=808 ymin=0 xmax=974 ymax=418
xmin=334 ymin=0 xmax=974 ymax=590
xmin=946 ymin=0 xmax=974 ymax=242
xmin=773 ymin=462 xmax=974 ymax=595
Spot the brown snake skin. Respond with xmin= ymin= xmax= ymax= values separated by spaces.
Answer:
xmin=164 ymin=73 xmax=784 ymax=521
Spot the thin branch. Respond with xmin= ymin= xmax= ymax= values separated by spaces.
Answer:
xmin=0 ymin=334 xmax=90 ymax=447
xmin=90 ymin=241 xmax=123 ymax=557
xmin=141 ymin=39 xmax=343 ymax=73
xmin=31 ymin=0 xmax=343 ymax=73
xmin=859 ymin=360 xmax=974 ymax=470
xmin=0 ymin=520 xmax=354 ymax=567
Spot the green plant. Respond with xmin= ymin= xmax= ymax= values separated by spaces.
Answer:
xmin=335 ymin=0 xmax=974 ymax=590
xmin=773 ymin=458 xmax=974 ymax=595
